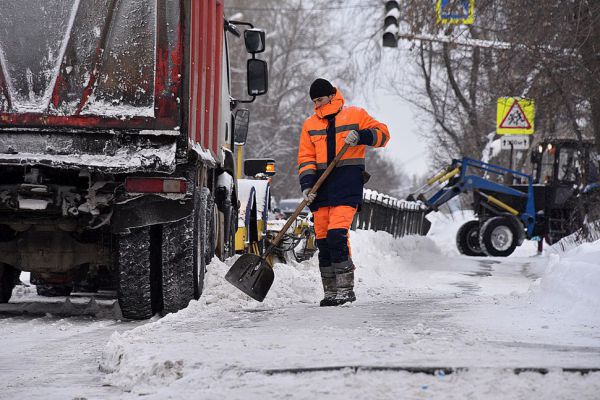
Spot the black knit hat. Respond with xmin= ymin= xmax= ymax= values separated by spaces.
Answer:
xmin=309 ymin=78 xmax=335 ymax=100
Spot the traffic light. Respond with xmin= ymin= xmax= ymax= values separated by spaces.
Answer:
xmin=383 ymin=1 xmax=400 ymax=48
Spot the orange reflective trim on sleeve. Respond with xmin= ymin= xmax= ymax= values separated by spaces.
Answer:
xmin=299 ymin=168 xmax=316 ymax=180
xmin=356 ymin=108 xmax=389 ymax=148
xmin=380 ymin=130 xmax=390 ymax=147
xmin=298 ymin=161 xmax=317 ymax=173
xmin=371 ymin=127 xmax=390 ymax=148
xmin=375 ymin=128 xmax=384 ymax=147
xmin=298 ymin=122 xmax=317 ymax=178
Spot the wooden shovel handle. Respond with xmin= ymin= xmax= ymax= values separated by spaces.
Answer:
xmin=266 ymin=142 xmax=351 ymax=253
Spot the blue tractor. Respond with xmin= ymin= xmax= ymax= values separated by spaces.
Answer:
xmin=412 ymin=139 xmax=599 ymax=257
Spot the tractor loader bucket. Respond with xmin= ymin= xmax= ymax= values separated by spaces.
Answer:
xmin=225 ymin=253 xmax=274 ymax=302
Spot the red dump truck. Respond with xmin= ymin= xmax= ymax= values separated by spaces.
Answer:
xmin=0 ymin=0 xmax=269 ymax=319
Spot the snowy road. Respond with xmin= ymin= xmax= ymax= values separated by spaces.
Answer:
xmin=0 ymin=313 xmax=142 ymax=400
xmin=1 ymin=213 xmax=599 ymax=399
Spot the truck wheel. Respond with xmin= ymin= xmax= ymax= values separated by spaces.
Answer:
xmin=116 ymin=226 xmax=159 ymax=320
xmin=161 ymin=188 xmax=206 ymax=313
xmin=222 ymin=205 xmax=237 ymax=259
xmin=0 ymin=264 xmax=19 ymax=303
xmin=204 ymin=189 xmax=217 ymax=266
xmin=479 ymin=217 xmax=518 ymax=257
xmin=456 ymin=220 xmax=485 ymax=256
xmin=36 ymin=284 xmax=73 ymax=297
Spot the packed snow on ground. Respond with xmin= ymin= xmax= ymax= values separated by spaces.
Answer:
xmin=97 ymin=211 xmax=600 ymax=399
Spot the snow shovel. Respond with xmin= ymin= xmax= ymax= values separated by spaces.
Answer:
xmin=225 ymin=142 xmax=351 ymax=301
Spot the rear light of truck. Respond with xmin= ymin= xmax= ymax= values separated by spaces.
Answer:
xmin=125 ymin=178 xmax=187 ymax=193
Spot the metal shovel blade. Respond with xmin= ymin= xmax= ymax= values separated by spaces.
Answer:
xmin=225 ymin=253 xmax=274 ymax=302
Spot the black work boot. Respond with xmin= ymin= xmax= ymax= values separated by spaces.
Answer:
xmin=333 ymin=260 xmax=356 ymax=305
xmin=319 ymin=264 xmax=337 ymax=307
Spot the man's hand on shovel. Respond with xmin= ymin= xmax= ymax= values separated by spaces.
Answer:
xmin=302 ymin=188 xmax=316 ymax=204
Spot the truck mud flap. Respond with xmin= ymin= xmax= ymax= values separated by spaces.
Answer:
xmin=112 ymin=195 xmax=193 ymax=233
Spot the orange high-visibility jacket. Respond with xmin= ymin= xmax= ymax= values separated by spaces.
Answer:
xmin=298 ymin=89 xmax=390 ymax=209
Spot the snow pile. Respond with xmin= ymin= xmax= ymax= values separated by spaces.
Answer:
xmin=99 ymin=255 xmax=322 ymax=392
xmin=198 ymin=256 xmax=322 ymax=311
xmin=529 ymin=240 xmax=600 ymax=320
xmin=100 ymin=324 xmax=185 ymax=393
xmin=449 ymin=233 xmax=600 ymax=350
xmin=426 ymin=210 xmax=475 ymax=255
xmin=351 ymin=229 xmax=444 ymax=297
xmin=98 ymin=222 xmax=599 ymax=397
xmin=100 ymin=230 xmax=442 ymax=392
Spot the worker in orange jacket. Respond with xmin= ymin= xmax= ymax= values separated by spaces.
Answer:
xmin=298 ymin=78 xmax=390 ymax=306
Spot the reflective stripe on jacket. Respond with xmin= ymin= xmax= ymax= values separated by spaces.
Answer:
xmin=297 ymin=89 xmax=390 ymax=210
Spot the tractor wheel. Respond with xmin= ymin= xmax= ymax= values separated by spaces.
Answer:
xmin=456 ymin=220 xmax=485 ymax=256
xmin=116 ymin=226 xmax=161 ymax=320
xmin=479 ymin=217 xmax=519 ymax=257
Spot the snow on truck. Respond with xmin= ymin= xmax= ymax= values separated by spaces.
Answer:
xmin=0 ymin=0 xmax=271 ymax=319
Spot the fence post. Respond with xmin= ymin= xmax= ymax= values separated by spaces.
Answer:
xmin=353 ymin=190 xmax=429 ymax=238
xmin=390 ymin=199 xmax=396 ymax=236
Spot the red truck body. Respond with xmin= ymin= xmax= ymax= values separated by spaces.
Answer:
xmin=0 ymin=0 xmax=226 ymax=159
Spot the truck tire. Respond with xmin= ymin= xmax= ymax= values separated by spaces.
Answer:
xmin=116 ymin=227 xmax=159 ymax=320
xmin=0 ymin=264 xmax=19 ymax=303
xmin=161 ymin=188 xmax=206 ymax=314
xmin=221 ymin=204 xmax=237 ymax=259
xmin=204 ymin=189 xmax=216 ymax=266
xmin=479 ymin=216 xmax=518 ymax=257
xmin=456 ymin=220 xmax=485 ymax=256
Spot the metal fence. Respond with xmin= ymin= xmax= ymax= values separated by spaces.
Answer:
xmin=351 ymin=190 xmax=430 ymax=238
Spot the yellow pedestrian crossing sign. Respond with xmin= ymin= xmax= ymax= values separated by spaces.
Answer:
xmin=496 ymin=97 xmax=535 ymax=135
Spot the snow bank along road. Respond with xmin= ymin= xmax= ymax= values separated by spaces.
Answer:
xmin=1 ymin=212 xmax=599 ymax=399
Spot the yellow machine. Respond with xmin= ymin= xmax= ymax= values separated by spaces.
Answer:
xmin=235 ymin=158 xmax=276 ymax=255
xmin=265 ymin=212 xmax=317 ymax=265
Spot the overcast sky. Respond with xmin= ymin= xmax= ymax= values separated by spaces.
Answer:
xmin=355 ymin=47 xmax=430 ymax=178
xmin=367 ymin=89 xmax=429 ymax=177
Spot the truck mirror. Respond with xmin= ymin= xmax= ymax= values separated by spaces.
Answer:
xmin=247 ymin=59 xmax=268 ymax=96
xmin=234 ymin=109 xmax=250 ymax=145
xmin=244 ymin=158 xmax=276 ymax=178
xmin=244 ymin=29 xmax=265 ymax=53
